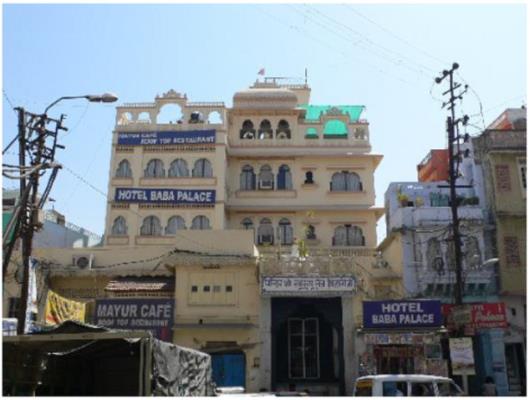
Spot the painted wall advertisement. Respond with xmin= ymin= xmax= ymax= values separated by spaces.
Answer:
xmin=449 ymin=337 xmax=475 ymax=375
xmin=117 ymin=129 xmax=216 ymax=146
xmin=114 ymin=188 xmax=215 ymax=205
xmin=95 ymin=298 xmax=174 ymax=342
xmin=363 ymin=300 xmax=442 ymax=329
xmin=442 ymin=303 xmax=507 ymax=334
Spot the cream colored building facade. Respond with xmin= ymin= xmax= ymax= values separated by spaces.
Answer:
xmin=5 ymin=79 xmax=394 ymax=395
xmin=99 ymin=80 xmax=387 ymax=395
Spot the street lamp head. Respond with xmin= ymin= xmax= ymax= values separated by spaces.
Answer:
xmin=86 ymin=93 xmax=118 ymax=103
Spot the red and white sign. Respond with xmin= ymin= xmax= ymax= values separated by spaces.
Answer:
xmin=442 ymin=303 xmax=507 ymax=333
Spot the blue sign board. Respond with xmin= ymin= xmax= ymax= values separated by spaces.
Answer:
xmin=95 ymin=298 xmax=174 ymax=342
xmin=117 ymin=130 xmax=215 ymax=146
xmin=114 ymin=188 xmax=216 ymax=205
xmin=363 ymin=300 xmax=442 ymax=329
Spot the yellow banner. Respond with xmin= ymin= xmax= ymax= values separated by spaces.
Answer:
xmin=45 ymin=290 xmax=86 ymax=325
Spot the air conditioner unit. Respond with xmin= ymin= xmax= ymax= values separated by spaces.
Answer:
xmin=72 ymin=254 xmax=94 ymax=270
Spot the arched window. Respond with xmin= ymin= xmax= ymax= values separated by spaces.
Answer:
xmin=240 ymin=165 xmax=256 ymax=191
xmin=258 ymin=120 xmax=273 ymax=139
xmin=464 ymin=236 xmax=481 ymax=270
xmin=157 ymin=104 xmax=183 ymax=124
xmin=306 ymin=225 xmax=316 ymax=240
xmin=257 ymin=218 xmax=274 ymax=245
xmin=304 ymin=171 xmax=314 ymax=184
xmin=278 ymin=218 xmax=293 ymax=245
xmin=427 ymin=238 xmax=444 ymax=276
xmin=259 ymin=165 xmax=274 ymax=190
xmin=168 ymin=159 xmax=189 ymax=177
xmin=241 ymin=218 xmax=254 ymax=230
xmin=140 ymin=216 xmax=162 ymax=236
xmin=333 ymin=225 xmax=365 ymax=246
xmin=276 ymin=120 xmax=291 ymax=139
xmin=115 ymin=159 xmax=132 ymax=178
xmin=330 ymin=171 xmax=362 ymax=192
xmin=165 ymin=216 xmax=186 ymax=235
xmin=111 ymin=216 xmax=127 ymax=235
xmin=192 ymin=159 xmax=213 ymax=177
xmin=144 ymin=159 xmax=165 ymax=178
xmin=240 ymin=120 xmax=255 ymax=139
xmin=191 ymin=215 xmax=211 ymax=230
xmin=277 ymin=165 xmax=293 ymax=190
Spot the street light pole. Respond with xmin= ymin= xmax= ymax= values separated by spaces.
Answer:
xmin=3 ymin=93 xmax=118 ymax=334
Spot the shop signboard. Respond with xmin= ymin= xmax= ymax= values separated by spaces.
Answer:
xmin=363 ymin=300 xmax=442 ymax=329
xmin=449 ymin=337 xmax=475 ymax=375
xmin=117 ymin=130 xmax=216 ymax=146
xmin=95 ymin=298 xmax=174 ymax=342
xmin=114 ymin=188 xmax=215 ymax=205
xmin=261 ymin=276 xmax=355 ymax=295
xmin=442 ymin=303 xmax=507 ymax=333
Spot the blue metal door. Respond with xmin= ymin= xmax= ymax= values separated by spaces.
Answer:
xmin=211 ymin=353 xmax=245 ymax=388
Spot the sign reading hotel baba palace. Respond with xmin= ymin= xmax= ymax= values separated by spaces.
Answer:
xmin=363 ymin=300 xmax=442 ymax=329
xmin=117 ymin=129 xmax=215 ymax=146
xmin=115 ymin=188 xmax=215 ymax=205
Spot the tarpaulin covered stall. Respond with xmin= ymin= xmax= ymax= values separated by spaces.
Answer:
xmin=2 ymin=320 xmax=215 ymax=396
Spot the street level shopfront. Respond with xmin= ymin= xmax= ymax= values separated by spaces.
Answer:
xmin=357 ymin=300 xmax=447 ymax=377
xmin=442 ymin=302 xmax=512 ymax=396
xmin=260 ymin=275 xmax=356 ymax=396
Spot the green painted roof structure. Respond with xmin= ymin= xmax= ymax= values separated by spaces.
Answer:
xmin=299 ymin=104 xmax=365 ymax=122
xmin=323 ymin=120 xmax=348 ymax=136
xmin=305 ymin=127 xmax=318 ymax=137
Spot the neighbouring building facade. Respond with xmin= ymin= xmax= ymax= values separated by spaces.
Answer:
xmin=417 ymin=149 xmax=449 ymax=182
xmin=472 ymin=108 xmax=526 ymax=395
xmin=378 ymin=108 xmax=526 ymax=395
xmin=7 ymin=78 xmax=401 ymax=395
xmin=2 ymin=190 xmax=102 ymax=321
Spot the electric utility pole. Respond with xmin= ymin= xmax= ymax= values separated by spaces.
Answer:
xmin=4 ymin=109 xmax=66 ymax=334
xmin=434 ymin=63 xmax=469 ymax=306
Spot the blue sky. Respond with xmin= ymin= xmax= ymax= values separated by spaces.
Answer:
xmin=2 ymin=3 xmax=526 ymax=243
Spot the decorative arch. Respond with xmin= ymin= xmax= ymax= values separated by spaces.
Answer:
xmin=333 ymin=225 xmax=365 ymax=246
xmin=111 ymin=216 xmax=127 ymax=236
xmin=276 ymin=120 xmax=291 ymax=139
xmin=240 ymin=120 xmax=255 ymax=139
xmin=156 ymin=103 xmax=183 ymax=124
xmin=258 ymin=165 xmax=274 ymax=190
xmin=115 ymin=159 xmax=132 ymax=178
xmin=192 ymin=159 xmax=213 ymax=178
xmin=330 ymin=171 xmax=362 ymax=192
xmin=140 ymin=216 xmax=162 ymax=236
xmin=168 ymin=159 xmax=189 ymax=177
xmin=277 ymin=165 xmax=292 ymax=190
xmin=257 ymin=218 xmax=274 ymax=245
xmin=240 ymin=165 xmax=256 ymax=191
xmin=278 ymin=218 xmax=293 ymax=245
xmin=191 ymin=215 xmax=211 ymax=230
xmin=258 ymin=120 xmax=273 ymax=139
xmin=165 ymin=216 xmax=186 ymax=234
xmin=208 ymin=111 xmax=223 ymax=124
xmin=144 ymin=159 xmax=165 ymax=178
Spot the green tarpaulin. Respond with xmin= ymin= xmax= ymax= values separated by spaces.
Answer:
xmin=299 ymin=104 xmax=365 ymax=122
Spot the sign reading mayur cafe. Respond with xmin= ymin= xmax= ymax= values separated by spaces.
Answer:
xmin=363 ymin=300 xmax=442 ymax=329
xmin=117 ymin=129 xmax=215 ymax=146
xmin=115 ymin=188 xmax=215 ymax=205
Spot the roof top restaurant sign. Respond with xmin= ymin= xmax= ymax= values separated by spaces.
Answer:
xmin=363 ymin=300 xmax=442 ymax=329
xmin=115 ymin=188 xmax=215 ymax=205
xmin=117 ymin=130 xmax=216 ymax=146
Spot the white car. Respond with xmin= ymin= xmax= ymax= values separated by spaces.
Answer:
xmin=353 ymin=374 xmax=464 ymax=396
